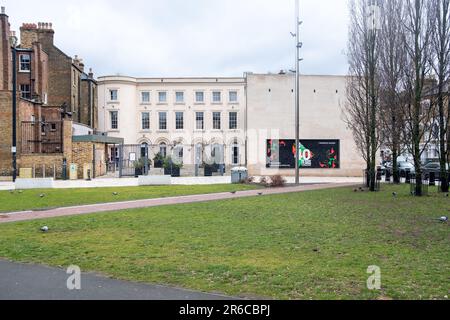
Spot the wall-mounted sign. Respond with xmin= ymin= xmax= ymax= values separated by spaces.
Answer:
xmin=267 ymin=139 xmax=340 ymax=169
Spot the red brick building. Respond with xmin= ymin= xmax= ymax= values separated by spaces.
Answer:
xmin=0 ymin=7 xmax=105 ymax=179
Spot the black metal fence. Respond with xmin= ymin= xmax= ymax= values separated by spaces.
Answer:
xmin=21 ymin=121 xmax=63 ymax=154
xmin=118 ymin=144 xmax=151 ymax=177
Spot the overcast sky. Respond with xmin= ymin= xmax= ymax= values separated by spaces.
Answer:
xmin=2 ymin=0 xmax=349 ymax=78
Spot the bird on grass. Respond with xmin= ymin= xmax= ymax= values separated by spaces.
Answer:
xmin=18 ymin=190 xmax=23 ymax=194
xmin=446 ymin=194 xmax=449 ymax=198
xmin=9 ymin=190 xmax=14 ymax=194
xmin=392 ymin=192 xmax=397 ymax=198
xmin=258 ymin=192 xmax=263 ymax=196
xmin=353 ymin=189 xmax=358 ymax=193
xmin=439 ymin=216 xmax=448 ymax=223
xmin=39 ymin=194 xmax=45 ymax=198
xmin=112 ymin=192 xmax=119 ymax=196
xmin=40 ymin=226 xmax=49 ymax=232
xmin=230 ymin=191 xmax=237 ymax=194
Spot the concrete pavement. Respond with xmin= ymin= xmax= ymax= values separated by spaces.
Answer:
xmin=0 ymin=183 xmax=356 ymax=224
xmin=0 ymin=259 xmax=234 ymax=300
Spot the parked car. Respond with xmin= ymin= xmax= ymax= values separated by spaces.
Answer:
xmin=398 ymin=162 xmax=415 ymax=177
xmin=421 ymin=162 xmax=449 ymax=180
xmin=386 ymin=161 xmax=415 ymax=177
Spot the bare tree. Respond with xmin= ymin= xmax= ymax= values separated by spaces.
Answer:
xmin=401 ymin=0 xmax=436 ymax=196
xmin=345 ymin=0 xmax=382 ymax=191
xmin=429 ymin=0 xmax=450 ymax=192
xmin=378 ymin=0 xmax=407 ymax=183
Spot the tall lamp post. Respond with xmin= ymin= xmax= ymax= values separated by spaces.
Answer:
xmin=293 ymin=0 xmax=302 ymax=185
xmin=11 ymin=42 xmax=17 ymax=182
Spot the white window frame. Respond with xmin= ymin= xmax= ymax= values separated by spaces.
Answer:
xmin=212 ymin=91 xmax=222 ymax=103
xmin=229 ymin=112 xmax=238 ymax=130
xmin=141 ymin=112 xmax=150 ymax=130
xmin=195 ymin=112 xmax=204 ymax=130
xmin=175 ymin=111 xmax=184 ymax=130
xmin=159 ymin=112 xmax=168 ymax=130
xmin=20 ymin=84 xmax=31 ymax=99
xmin=110 ymin=110 xmax=119 ymax=130
xmin=109 ymin=89 xmax=118 ymax=102
xmin=19 ymin=54 xmax=31 ymax=72
xmin=141 ymin=91 xmax=151 ymax=104
xmin=195 ymin=91 xmax=205 ymax=103
xmin=175 ymin=91 xmax=185 ymax=104
xmin=213 ymin=112 xmax=221 ymax=130
xmin=158 ymin=91 xmax=167 ymax=103
xmin=229 ymin=91 xmax=238 ymax=103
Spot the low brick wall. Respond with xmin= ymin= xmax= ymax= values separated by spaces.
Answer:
xmin=72 ymin=142 xmax=107 ymax=178
xmin=18 ymin=154 xmax=64 ymax=178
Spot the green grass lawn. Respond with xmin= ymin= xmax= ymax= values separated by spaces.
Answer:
xmin=0 ymin=184 xmax=260 ymax=213
xmin=0 ymin=185 xmax=448 ymax=300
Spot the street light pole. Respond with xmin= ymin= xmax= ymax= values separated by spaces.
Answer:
xmin=12 ymin=46 xmax=17 ymax=182
xmin=294 ymin=0 xmax=302 ymax=185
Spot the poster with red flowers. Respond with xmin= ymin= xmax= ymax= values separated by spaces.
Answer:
xmin=267 ymin=140 xmax=340 ymax=169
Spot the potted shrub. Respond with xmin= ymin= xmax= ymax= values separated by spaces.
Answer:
xmin=204 ymin=162 xmax=215 ymax=176
xmin=134 ymin=158 xmax=146 ymax=177
xmin=153 ymin=153 xmax=164 ymax=168
xmin=163 ymin=156 xmax=182 ymax=177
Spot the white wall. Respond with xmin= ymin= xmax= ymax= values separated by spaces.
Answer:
xmin=246 ymin=74 xmax=365 ymax=177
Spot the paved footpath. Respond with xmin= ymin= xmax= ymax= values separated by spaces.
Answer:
xmin=0 ymin=259 xmax=234 ymax=300
xmin=0 ymin=183 xmax=355 ymax=224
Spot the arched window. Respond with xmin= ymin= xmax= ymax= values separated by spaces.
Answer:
xmin=159 ymin=143 xmax=167 ymax=158
xmin=140 ymin=142 xmax=148 ymax=158
xmin=231 ymin=143 xmax=240 ymax=165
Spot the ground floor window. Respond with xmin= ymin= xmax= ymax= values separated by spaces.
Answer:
xmin=140 ymin=143 xmax=148 ymax=158
xmin=232 ymin=144 xmax=239 ymax=165
xmin=160 ymin=143 xmax=167 ymax=158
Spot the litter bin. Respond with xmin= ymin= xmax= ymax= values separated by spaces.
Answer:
xmin=231 ymin=167 xmax=248 ymax=184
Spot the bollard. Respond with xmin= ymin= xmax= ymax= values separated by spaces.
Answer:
xmin=385 ymin=170 xmax=391 ymax=183
xmin=429 ymin=172 xmax=436 ymax=186
xmin=62 ymin=158 xmax=67 ymax=180
xmin=405 ymin=170 xmax=411 ymax=184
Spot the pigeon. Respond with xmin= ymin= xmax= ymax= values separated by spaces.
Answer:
xmin=230 ymin=191 xmax=237 ymax=194
xmin=446 ymin=194 xmax=449 ymax=198
xmin=39 ymin=194 xmax=45 ymax=198
xmin=392 ymin=192 xmax=397 ymax=197
xmin=258 ymin=192 xmax=263 ymax=196
xmin=112 ymin=192 xmax=119 ymax=196
xmin=439 ymin=216 xmax=448 ymax=223
xmin=353 ymin=189 xmax=358 ymax=193
xmin=40 ymin=226 xmax=49 ymax=232
xmin=18 ymin=190 xmax=23 ymax=194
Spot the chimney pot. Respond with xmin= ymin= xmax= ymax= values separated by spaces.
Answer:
xmin=1 ymin=7 xmax=5 ymax=14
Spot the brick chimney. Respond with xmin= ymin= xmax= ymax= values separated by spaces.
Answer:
xmin=88 ymin=68 xmax=94 ymax=79
xmin=73 ymin=55 xmax=85 ymax=72
xmin=0 ymin=6 xmax=12 ymax=91
xmin=20 ymin=21 xmax=54 ymax=49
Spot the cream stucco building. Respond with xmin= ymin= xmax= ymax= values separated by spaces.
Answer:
xmin=97 ymin=76 xmax=246 ymax=175
xmin=97 ymin=73 xmax=365 ymax=177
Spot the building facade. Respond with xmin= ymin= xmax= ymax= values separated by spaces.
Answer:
xmin=97 ymin=76 xmax=246 ymax=175
xmin=19 ymin=22 xmax=98 ymax=128
xmin=246 ymin=73 xmax=365 ymax=177
xmin=0 ymin=8 xmax=109 ymax=179
xmin=98 ymin=73 xmax=366 ymax=177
